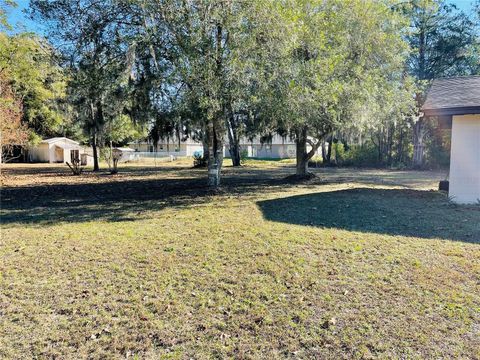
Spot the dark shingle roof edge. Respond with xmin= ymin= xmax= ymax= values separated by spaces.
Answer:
xmin=422 ymin=75 xmax=480 ymax=112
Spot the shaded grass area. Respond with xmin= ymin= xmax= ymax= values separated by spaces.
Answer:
xmin=0 ymin=165 xmax=288 ymax=225
xmin=1 ymin=163 xmax=479 ymax=359
xmin=258 ymin=188 xmax=480 ymax=242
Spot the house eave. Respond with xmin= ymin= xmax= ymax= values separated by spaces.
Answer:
xmin=423 ymin=106 xmax=480 ymax=117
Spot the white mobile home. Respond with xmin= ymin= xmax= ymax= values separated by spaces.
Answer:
xmin=129 ymin=138 xmax=203 ymax=157
xmin=238 ymin=135 xmax=322 ymax=159
xmin=29 ymin=137 xmax=93 ymax=166
xmin=130 ymin=134 xmax=323 ymax=159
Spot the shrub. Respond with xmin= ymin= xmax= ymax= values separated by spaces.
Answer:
xmin=240 ymin=149 xmax=248 ymax=165
xmin=308 ymin=155 xmax=323 ymax=168
xmin=66 ymin=158 xmax=83 ymax=175
xmin=332 ymin=143 xmax=346 ymax=164
xmin=193 ymin=151 xmax=207 ymax=168
xmin=425 ymin=137 xmax=450 ymax=169
xmin=342 ymin=143 xmax=380 ymax=167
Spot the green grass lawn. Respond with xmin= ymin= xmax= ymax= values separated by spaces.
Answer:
xmin=1 ymin=162 xmax=479 ymax=359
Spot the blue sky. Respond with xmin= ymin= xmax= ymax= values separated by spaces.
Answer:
xmin=5 ymin=0 xmax=42 ymax=34
xmin=5 ymin=0 xmax=478 ymax=35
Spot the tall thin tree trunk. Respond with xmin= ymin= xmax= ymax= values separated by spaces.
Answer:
xmin=92 ymin=129 xmax=99 ymax=172
xmin=206 ymin=23 xmax=226 ymax=186
xmin=321 ymin=140 xmax=328 ymax=163
xmin=413 ymin=26 xmax=427 ymax=168
xmin=326 ymin=134 xmax=333 ymax=163
xmin=413 ymin=118 xmax=425 ymax=168
xmin=377 ymin=132 xmax=383 ymax=164
xmin=90 ymin=101 xmax=100 ymax=171
xmin=387 ymin=124 xmax=394 ymax=166
xmin=226 ymin=108 xmax=241 ymax=166
xmin=397 ymin=127 xmax=404 ymax=164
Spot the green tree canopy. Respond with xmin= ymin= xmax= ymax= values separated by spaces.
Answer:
xmin=254 ymin=0 xmax=411 ymax=176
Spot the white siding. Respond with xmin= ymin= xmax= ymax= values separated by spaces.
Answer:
xmin=449 ymin=114 xmax=480 ymax=204
xmin=186 ymin=144 xmax=203 ymax=156
xmin=29 ymin=139 xmax=93 ymax=165
xmin=49 ymin=144 xmax=59 ymax=163
xmin=29 ymin=144 xmax=50 ymax=162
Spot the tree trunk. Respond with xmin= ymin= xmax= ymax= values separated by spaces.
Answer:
xmin=207 ymin=119 xmax=224 ymax=187
xmin=206 ymin=23 xmax=226 ymax=186
xmin=397 ymin=127 xmax=404 ymax=164
xmin=376 ymin=132 xmax=382 ymax=164
xmin=413 ymin=26 xmax=427 ymax=169
xmin=223 ymin=96 xmax=241 ymax=167
xmin=90 ymin=101 xmax=101 ymax=171
xmin=228 ymin=123 xmax=241 ymax=167
xmin=202 ymin=135 xmax=209 ymax=162
xmin=295 ymin=127 xmax=322 ymax=177
xmin=92 ymin=128 xmax=99 ymax=172
xmin=321 ymin=140 xmax=328 ymax=163
xmin=226 ymin=112 xmax=241 ymax=167
xmin=413 ymin=118 xmax=425 ymax=168
xmin=229 ymin=141 xmax=241 ymax=167
xmin=387 ymin=124 xmax=394 ymax=166
xmin=295 ymin=127 xmax=308 ymax=176
xmin=326 ymin=134 xmax=333 ymax=163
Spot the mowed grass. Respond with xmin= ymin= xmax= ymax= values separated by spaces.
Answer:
xmin=1 ymin=162 xmax=479 ymax=359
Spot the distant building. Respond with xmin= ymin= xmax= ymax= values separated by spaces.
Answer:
xmin=130 ymin=134 xmax=323 ymax=159
xmin=112 ymin=147 xmax=136 ymax=162
xmin=422 ymin=76 xmax=480 ymax=204
xmin=29 ymin=137 xmax=93 ymax=166
xmin=240 ymin=135 xmax=296 ymax=159
xmin=129 ymin=138 xmax=203 ymax=157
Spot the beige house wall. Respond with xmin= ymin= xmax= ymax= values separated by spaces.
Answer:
xmin=449 ymin=114 xmax=480 ymax=204
xmin=29 ymin=143 xmax=50 ymax=162
xmin=29 ymin=139 xmax=93 ymax=166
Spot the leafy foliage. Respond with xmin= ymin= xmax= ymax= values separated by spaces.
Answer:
xmin=192 ymin=151 xmax=207 ymax=168
xmin=0 ymin=74 xmax=29 ymax=160
xmin=16 ymin=0 xmax=480 ymax=174
xmin=0 ymin=31 xmax=67 ymax=139
xmin=30 ymin=0 xmax=145 ymax=169
xmin=403 ymin=0 xmax=477 ymax=80
xmin=0 ymin=0 xmax=15 ymax=30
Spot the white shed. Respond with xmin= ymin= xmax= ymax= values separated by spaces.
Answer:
xmin=423 ymin=76 xmax=480 ymax=204
xmin=29 ymin=137 xmax=93 ymax=166
xmin=113 ymin=147 xmax=137 ymax=162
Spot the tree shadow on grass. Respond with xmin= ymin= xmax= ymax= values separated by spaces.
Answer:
xmin=0 ymin=173 xmax=287 ymax=226
xmin=257 ymin=188 xmax=480 ymax=243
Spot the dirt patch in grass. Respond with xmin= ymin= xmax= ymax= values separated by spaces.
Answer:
xmin=1 ymin=162 xmax=479 ymax=358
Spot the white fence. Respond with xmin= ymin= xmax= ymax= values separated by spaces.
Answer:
xmin=121 ymin=151 xmax=198 ymax=163
xmin=134 ymin=151 xmax=189 ymax=158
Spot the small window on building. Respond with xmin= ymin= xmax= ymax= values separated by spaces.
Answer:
xmin=70 ymin=150 xmax=79 ymax=162
xmin=149 ymin=145 xmax=154 ymax=152
xmin=159 ymin=144 xmax=164 ymax=150
xmin=175 ymin=146 xmax=180 ymax=152
xmin=80 ymin=154 xmax=87 ymax=166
